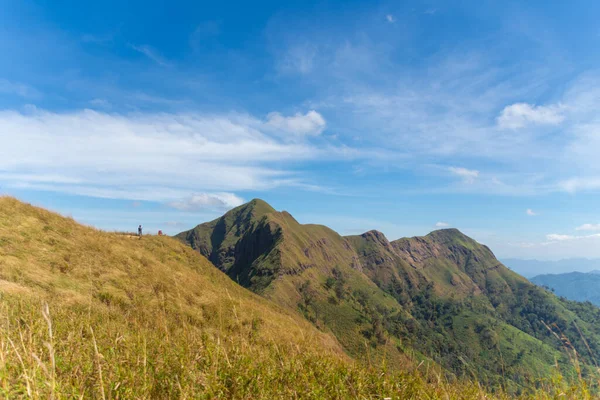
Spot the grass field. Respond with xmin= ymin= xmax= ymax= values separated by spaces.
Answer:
xmin=0 ymin=197 xmax=597 ymax=399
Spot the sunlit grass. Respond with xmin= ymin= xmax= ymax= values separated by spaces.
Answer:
xmin=0 ymin=196 xmax=598 ymax=399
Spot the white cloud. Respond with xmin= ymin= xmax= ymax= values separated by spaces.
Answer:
xmin=503 ymin=232 xmax=600 ymax=259
xmin=0 ymin=108 xmax=372 ymax=202
xmin=546 ymin=233 xmax=600 ymax=242
xmin=0 ymin=79 xmax=41 ymax=99
xmin=435 ymin=222 xmax=449 ymax=228
xmin=265 ymin=110 xmax=326 ymax=137
xmin=168 ymin=193 xmax=244 ymax=211
xmin=448 ymin=167 xmax=479 ymax=184
xmin=497 ymin=102 xmax=565 ymax=129
xmin=546 ymin=234 xmax=575 ymax=242
xmin=386 ymin=14 xmax=396 ymax=23
xmin=164 ymin=221 xmax=186 ymax=227
xmin=273 ymin=47 xmax=600 ymax=199
xmin=526 ymin=209 xmax=538 ymax=216
xmin=576 ymin=223 xmax=600 ymax=231
xmin=335 ymin=66 xmax=537 ymax=164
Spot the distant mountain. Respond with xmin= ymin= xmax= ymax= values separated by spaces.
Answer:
xmin=178 ymin=199 xmax=600 ymax=391
xmin=532 ymin=272 xmax=600 ymax=306
xmin=501 ymin=258 xmax=600 ymax=278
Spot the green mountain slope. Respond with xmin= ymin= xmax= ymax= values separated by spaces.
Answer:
xmin=532 ymin=272 xmax=600 ymax=305
xmin=2 ymin=196 xmax=505 ymax=399
xmin=177 ymin=200 xmax=409 ymax=365
xmin=178 ymin=200 xmax=600 ymax=392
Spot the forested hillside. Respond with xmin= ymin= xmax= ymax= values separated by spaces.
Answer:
xmin=179 ymin=199 xmax=600 ymax=393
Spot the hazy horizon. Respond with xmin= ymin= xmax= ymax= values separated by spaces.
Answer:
xmin=501 ymin=257 xmax=600 ymax=278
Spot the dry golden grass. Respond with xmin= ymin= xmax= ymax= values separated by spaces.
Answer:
xmin=0 ymin=196 xmax=596 ymax=399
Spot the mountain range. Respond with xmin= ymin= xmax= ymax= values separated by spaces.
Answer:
xmin=531 ymin=271 xmax=600 ymax=306
xmin=177 ymin=199 xmax=600 ymax=392
xmin=3 ymin=196 xmax=600 ymax=397
xmin=502 ymin=258 xmax=600 ymax=278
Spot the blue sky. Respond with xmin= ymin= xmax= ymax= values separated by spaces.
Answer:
xmin=2 ymin=0 xmax=600 ymax=260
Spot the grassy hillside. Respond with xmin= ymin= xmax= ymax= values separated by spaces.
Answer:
xmin=178 ymin=200 xmax=600 ymax=394
xmin=177 ymin=200 xmax=418 ymax=368
xmin=349 ymin=229 xmax=566 ymax=389
xmin=0 ymin=196 xmax=532 ymax=399
xmin=388 ymin=230 xmax=600 ymax=386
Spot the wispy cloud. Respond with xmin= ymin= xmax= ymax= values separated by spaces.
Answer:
xmin=576 ymin=223 xmax=600 ymax=231
xmin=277 ymin=44 xmax=317 ymax=75
xmin=504 ymin=232 xmax=600 ymax=260
xmin=546 ymin=233 xmax=600 ymax=242
xmin=386 ymin=14 xmax=396 ymax=23
xmin=129 ymin=44 xmax=171 ymax=66
xmin=0 ymin=108 xmax=377 ymax=202
xmin=265 ymin=18 xmax=600 ymax=199
xmin=0 ymin=79 xmax=41 ymax=99
xmin=526 ymin=209 xmax=538 ymax=216
xmin=558 ymin=178 xmax=600 ymax=193
xmin=164 ymin=221 xmax=186 ymax=227
xmin=168 ymin=193 xmax=244 ymax=211
xmin=89 ymin=98 xmax=111 ymax=109
xmin=448 ymin=167 xmax=480 ymax=184
xmin=435 ymin=222 xmax=450 ymax=228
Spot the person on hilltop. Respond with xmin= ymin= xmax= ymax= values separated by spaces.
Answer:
xmin=138 ymin=225 xmax=142 ymax=238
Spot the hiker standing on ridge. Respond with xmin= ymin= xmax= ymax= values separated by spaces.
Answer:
xmin=138 ymin=225 xmax=142 ymax=238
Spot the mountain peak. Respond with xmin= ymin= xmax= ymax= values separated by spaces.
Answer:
xmin=425 ymin=228 xmax=474 ymax=243
xmin=589 ymin=269 xmax=600 ymax=275
xmin=393 ymin=228 xmax=474 ymax=248
xmin=360 ymin=229 xmax=390 ymax=244
xmin=248 ymin=198 xmax=272 ymax=207
xmin=428 ymin=227 xmax=464 ymax=236
xmin=228 ymin=198 xmax=276 ymax=219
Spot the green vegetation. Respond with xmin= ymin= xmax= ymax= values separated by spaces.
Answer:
xmin=4 ymin=294 xmax=516 ymax=399
xmin=0 ymin=197 xmax=503 ymax=398
xmin=179 ymin=199 xmax=600 ymax=394
xmin=2 ymin=196 xmax=600 ymax=398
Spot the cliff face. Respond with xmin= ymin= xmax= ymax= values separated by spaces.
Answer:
xmin=389 ymin=229 xmax=527 ymax=299
xmin=345 ymin=227 xmax=520 ymax=300
xmin=346 ymin=230 xmax=426 ymax=304
xmin=176 ymin=199 xmax=361 ymax=293
xmin=176 ymin=199 xmax=283 ymax=291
